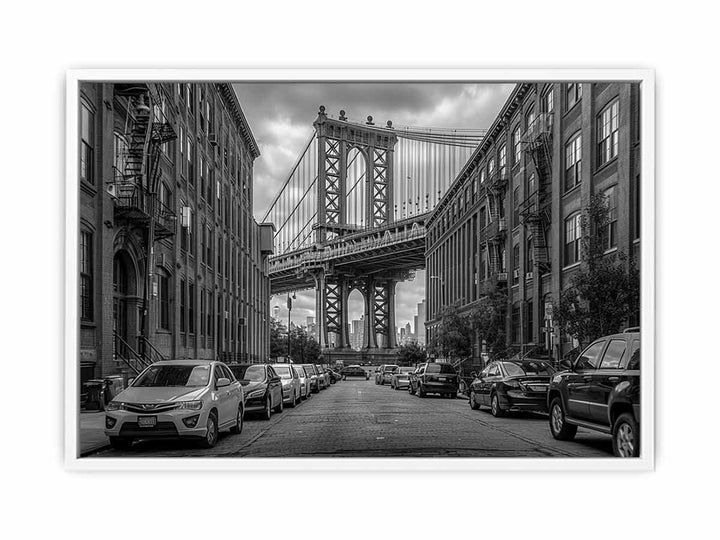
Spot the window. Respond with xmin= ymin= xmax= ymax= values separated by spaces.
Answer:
xmin=575 ymin=340 xmax=605 ymax=370
xmin=80 ymin=230 xmax=93 ymax=320
xmin=80 ymin=103 xmax=94 ymax=185
xmin=566 ymin=83 xmax=582 ymax=110
xmin=479 ymin=247 xmax=487 ymax=280
xmin=499 ymin=144 xmax=507 ymax=176
xmin=207 ymin=290 xmax=213 ymax=337
xmin=488 ymin=158 xmax=495 ymax=177
xmin=599 ymin=339 xmax=626 ymax=369
xmin=599 ymin=186 xmax=618 ymax=250
xmin=187 ymin=137 xmax=194 ymax=185
xmin=480 ymin=168 xmax=486 ymax=184
xmin=527 ymin=172 xmax=536 ymax=195
xmin=526 ymin=237 xmax=534 ymax=273
xmin=199 ymin=155 xmax=206 ymax=198
xmin=180 ymin=278 xmax=186 ymax=333
xmin=526 ymin=301 xmax=534 ymax=342
xmin=543 ymin=87 xmax=554 ymax=113
xmin=200 ymin=222 xmax=206 ymax=265
xmin=513 ymin=186 xmax=520 ymax=226
xmin=512 ymin=125 xmax=522 ymax=165
xmin=187 ymin=84 xmax=195 ymax=115
xmin=598 ymin=99 xmax=620 ymax=166
xmin=179 ymin=125 xmax=186 ymax=176
xmin=565 ymin=133 xmax=582 ymax=191
xmin=189 ymin=283 xmax=195 ymax=334
xmin=206 ymin=224 xmax=213 ymax=267
xmin=113 ymin=132 xmax=127 ymax=176
xmin=564 ymin=214 xmax=582 ymax=266
xmin=513 ymin=243 xmax=520 ymax=284
xmin=511 ymin=304 xmax=521 ymax=343
xmin=526 ymin=107 xmax=536 ymax=134
xmin=158 ymin=272 xmax=170 ymax=330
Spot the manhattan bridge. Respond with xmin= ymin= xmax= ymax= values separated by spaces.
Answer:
xmin=262 ymin=106 xmax=485 ymax=363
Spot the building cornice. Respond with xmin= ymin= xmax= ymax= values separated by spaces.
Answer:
xmin=216 ymin=83 xmax=261 ymax=161
xmin=426 ymin=83 xmax=531 ymax=228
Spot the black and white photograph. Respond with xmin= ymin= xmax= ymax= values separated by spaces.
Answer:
xmin=69 ymin=72 xmax=651 ymax=465
xmin=9 ymin=2 xmax=720 ymax=539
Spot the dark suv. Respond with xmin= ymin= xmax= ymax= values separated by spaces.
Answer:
xmin=547 ymin=328 xmax=640 ymax=457
xmin=409 ymin=362 xmax=459 ymax=398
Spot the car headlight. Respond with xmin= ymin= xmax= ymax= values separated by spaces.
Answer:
xmin=247 ymin=389 xmax=265 ymax=399
xmin=106 ymin=401 xmax=126 ymax=411
xmin=176 ymin=400 xmax=203 ymax=410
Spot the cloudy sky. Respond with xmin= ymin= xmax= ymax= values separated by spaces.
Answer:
xmin=233 ymin=82 xmax=514 ymax=333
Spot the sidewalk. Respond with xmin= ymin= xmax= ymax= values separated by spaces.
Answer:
xmin=79 ymin=411 xmax=110 ymax=456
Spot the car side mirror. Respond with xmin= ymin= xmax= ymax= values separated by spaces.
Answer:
xmin=217 ymin=377 xmax=231 ymax=388
xmin=559 ymin=359 xmax=573 ymax=371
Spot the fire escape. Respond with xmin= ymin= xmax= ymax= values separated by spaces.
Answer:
xmin=486 ymin=169 xmax=509 ymax=284
xmin=519 ymin=113 xmax=553 ymax=275
xmin=109 ymin=84 xmax=178 ymax=374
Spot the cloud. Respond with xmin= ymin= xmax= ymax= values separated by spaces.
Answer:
xmin=240 ymin=82 xmax=514 ymax=339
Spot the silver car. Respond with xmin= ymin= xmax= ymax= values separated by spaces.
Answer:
xmin=104 ymin=360 xmax=244 ymax=450
xmin=292 ymin=365 xmax=313 ymax=399
xmin=271 ymin=364 xmax=302 ymax=407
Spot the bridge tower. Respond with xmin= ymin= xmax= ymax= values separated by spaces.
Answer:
xmin=313 ymin=106 xmax=401 ymax=359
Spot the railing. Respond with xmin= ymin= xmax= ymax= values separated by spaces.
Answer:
xmin=137 ymin=335 xmax=167 ymax=364
xmin=114 ymin=332 xmax=152 ymax=375
xmin=270 ymin=222 xmax=427 ymax=273
xmin=111 ymin=182 xmax=176 ymax=233
xmin=522 ymin=113 xmax=554 ymax=144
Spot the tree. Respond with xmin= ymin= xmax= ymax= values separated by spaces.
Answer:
xmin=427 ymin=305 xmax=474 ymax=362
xmin=471 ymin=290 xmax=511 ymax=360
xmin=554 ymin=194 xmax=641 ymax=347
xmin=397 ymin=342 xmax=426 ymax=366
xmin=289 ymin=325 xmax=321 ymax=364
xmin=269 ymin=319 xmax=288 ymax=359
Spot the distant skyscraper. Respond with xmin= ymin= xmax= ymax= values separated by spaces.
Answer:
xmin=415 ymin=299 xmax=426 ymax=345
xmin=350 ymin=316 xmax=365 ymax=350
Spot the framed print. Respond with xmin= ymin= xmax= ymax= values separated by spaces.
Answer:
xmin=65 ymin=68 xmax=654 ymax=471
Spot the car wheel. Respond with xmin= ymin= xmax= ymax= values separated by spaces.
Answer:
xmin=109 ymin=436 xmax=133 ymax=451
xmin=408 ymin=383 xmax=415 ymax=395
xmin=230 ymin=404 xmax=244 ymax=434
xmin=417 ymin=384 xmax=426 ymax=398
xmin=200 ymin=412 xmax=218 ymax=448
xmin=469 ymin=390 xmax=480 ymax=410
xmin=549 ymin=398 xmax=577 ymax=440
xmin=274 ymin=395 xmax=284 ymax=413
xmin=613 ymin=413 xmax=639 ymax=457
xmin=261 ymin=396 xmax=272 ymax=420
xmin=288 ymin=390 xmax=296 ymax=408
xmin=491 ymin=393 xmax=504 ymax=417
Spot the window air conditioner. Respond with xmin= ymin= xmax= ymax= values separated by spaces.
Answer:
xmin=208 ymin=133 xmax=218 ymax=147
xmin=106 ymin=184 xmax=118 ymax=199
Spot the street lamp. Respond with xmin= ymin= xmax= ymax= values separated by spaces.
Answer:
xmin=287 ymin=292 xmax=296 ymax=361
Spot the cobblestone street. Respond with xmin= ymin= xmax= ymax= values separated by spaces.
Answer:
xmin=89 ymin=376 xmax=613 ymax=459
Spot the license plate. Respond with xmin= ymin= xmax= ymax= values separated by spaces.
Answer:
xmin=439 ymin=377 xmax=447 ymax=382
xmin=138 ymin=416 xmax=157 ymax=427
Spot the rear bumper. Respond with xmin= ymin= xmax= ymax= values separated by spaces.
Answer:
xmin=502 ymin=392 xmax=549 ymax=412
xmin=421 ymin=382 xmax=458 ymax=394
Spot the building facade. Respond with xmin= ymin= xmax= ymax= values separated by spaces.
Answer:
xmin=78 ymin=82 xmax=274 ymax=384
xmin=425 ymin=82 xmax=641 ymax=363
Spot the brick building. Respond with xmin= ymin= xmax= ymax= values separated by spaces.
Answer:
xmin=78 ymin=82 xmax=274 ymax=384
xmin=425 ymin=82 xmax=641 ymax=364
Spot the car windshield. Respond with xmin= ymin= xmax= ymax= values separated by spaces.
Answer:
xmin=398 ymin=367 xmax=414 ymax=373
xmin=502 ymin=361 xmax=555 ymax=377
xmin=294 ymin=367 xmax=306 ymax=377
xmin=273 ymin=366 xmax=292 ymax=379
xmin=302 ymin=365 xmax=315 ymax=375
xmin=230 ymin=365 xmax=266 ymax=382
xmin=425 ymin=363 xmax=456 ymax=374
xmin=133 ymin=364 xmax=210 ymax=387
xmin=383 ymin=365 xmax=399 ymax=372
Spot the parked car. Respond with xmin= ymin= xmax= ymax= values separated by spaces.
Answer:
xmin=301 ymin=364 xmax=321 ymax=393
xmin=341 ymin=365 xmax=370 ymax=380
xmin=547 ymin=329 xmax=641 ymax=457
xmin=375 ymin=364 xmax=399 ymax=385
xmin=390 ymin=367 xmax=414 ymax=390
xmin=227 ymin=363 xmax=283 ymax=420
xmin=408 ymin=362 xmax=458 ymax=398
xmin=271 ymin=364 xmax=302 ymax=407
xmin=292 ymin=364 xmax=313 ymax=400
xmin=315 ymin=364 xmax=331 ymax=388
xmin=104 ymin=360 xmax=244 ymax=450
xmin=469 ymin=360 xmax=556 ymax=416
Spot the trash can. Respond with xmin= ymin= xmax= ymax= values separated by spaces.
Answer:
xmin=84 ymin=379 xmax=106 ymax=411
xmin=103 ymin=376 xmax=125 ymax=402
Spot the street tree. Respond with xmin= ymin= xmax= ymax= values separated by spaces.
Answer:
xmin=427 ymin=305 xmax=474 ymax=363
xmin=269 ymin=319 xmax=288 ymax=359
xmin=555 ymin=194 xmax=641 ymax=347
xmin=471 ymin=290 xmax=510 ymax=360
xmin=397 ymin=342 xmax=426 ymax=366
xmin=289 ymin=326 xmax=321 ymax=364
